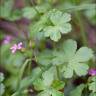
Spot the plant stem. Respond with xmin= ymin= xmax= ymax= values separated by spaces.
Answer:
xmin=17 ymin=59 xmax=31 ymax=89
xmin=56 ymin=66 xmax=60 ymax=80
xmin=75 ymin=12 xmax=88 ymax=46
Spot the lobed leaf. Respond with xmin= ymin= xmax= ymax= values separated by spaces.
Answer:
xmin=52 ymin=39 xmax=93 ymax=78
xmin=42 ymin=67 xmax=55 ymax=87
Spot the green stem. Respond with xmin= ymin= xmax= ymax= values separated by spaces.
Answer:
xmin=17 ymin=59 xmax=31 ymax=89
xmin=58 ymin=3 xmax=96 ymax=12
xmin=28 ymin=61 xmax=31 ymax=75
xmin=75 ymin=12 xmax=88 ymax=46
xmin=56 ymin=66 xmax=60 ymax=80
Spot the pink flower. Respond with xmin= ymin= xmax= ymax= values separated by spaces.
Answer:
xmin=10 ymin=42 xmax=23 ymax=53
xmin=10 ymin=44 xmax=17 ymax=53
xmin=88 ymin=68 xmax=96 ymax=76
xmin=3 ymin=35 xmax=12 ymax=44
xmin=17 ymin=42 xmax=23 ymax=49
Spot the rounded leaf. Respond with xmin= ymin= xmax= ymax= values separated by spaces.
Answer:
xmin=73 ymin=63 xmax=89 ymax=76
xmin=63 ymin=39 xmax=77 ymax=60
xmin=74 ymin=47 xmax=93 ymax=62
xmin=59 ymin=23 xmax=72 ymax=34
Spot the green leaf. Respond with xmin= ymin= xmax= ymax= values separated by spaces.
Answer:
xmin=7 ymin=52 xmax=25 ymax=67
xmin=49 ymin=9 xmax=62 ymax=25
xmin=42 ymin=67 xmax=55 ymax=87
xmin=29 ymin=19 xmax=46 ymax=38
xmin=37 ymin=90 xmax=51 ymax=96
xmin=69 ymin=84 xmax=85 ymax=96
xmin=52 ymin=39 xmax=93 ymax=78
xmin=0 ymin=73 xmax=4 ymax=83
xmin=43 ymin=9 xmax=72 ymax=42
xmin=37 ymin=50 xmax=53 ymax=66
xmin=51 ymin=89 xmax=64 ymax=96
xmin=0 ymin=44 xmax=20 ymax=74
xmin=52 ymin=51 xmax=66 ymax=65
xmin=52 ymin=39 xmax=77 ymax=65
xmin=52 ymin=80 xmax=65 ymax=90
xmin=88 ymin=76 xmax=96 ymax=93
xmin=19 ymin=67 xmax=42 ymax=90
xmin=22 ymin=7 xmax=37 ymax=19
xmin=63 ymin=65 xmax=73 ymax=78
xmin=59 ymin=23 xmax=72 ymax=34
xmin=73 ymin=63 xmax=89 ymax=76
xmin=29 ymin=9 xmax=71 ymax=41
xmin=50 ymin=9 xmax=71 ymax=25
xmin=19 ymin=77 xmax=31 ymax=90
xmin=5 ymin=75 xmax=18 ymax=90
xmin=1 ymin=44 xmax=25 ymax=68
xmin=62 ymin=39 xmax=77 ymax=60
xmin=22 ymin=3 xmax=50 ymax=19
xmin=44 ymin=26 xmax=61 ymax=42
xmin=74 ymin=47 xmax=93 ymax=62
xmin=33 ymin=78 xmax=46 ymax=91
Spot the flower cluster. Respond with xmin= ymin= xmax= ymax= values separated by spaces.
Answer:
xmin=10 ymin=42 xmax=23 ymax=53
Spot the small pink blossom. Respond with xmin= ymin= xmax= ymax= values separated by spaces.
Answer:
xmin=88 ymin=68 xmax=96 ymax=76
xmin=10 ymin=42 xmax=23 ymax=53
xmin=3 ymin=35 xmax=12 ymax=44
xmin=10 ymin=44 xmax=17 ymax=53
xmin=17 ymin=42 xmax=23 ymax=49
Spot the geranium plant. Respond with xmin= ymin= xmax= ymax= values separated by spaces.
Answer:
xmin=0 ymin=0 xmax=96 ymax=96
